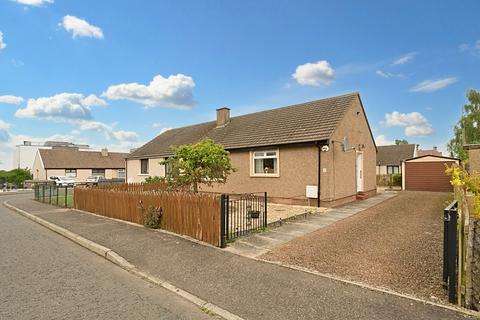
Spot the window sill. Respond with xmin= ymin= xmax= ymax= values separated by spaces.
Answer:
xmin=250 ymin=174 xmax=280 ymax=178
xmin=138 ymin=174 xmax=150 ymax=176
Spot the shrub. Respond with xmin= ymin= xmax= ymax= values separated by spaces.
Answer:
xmin=141 ymin=205 xmax=163 ymax=229
xmin=392 ymin=173 xmax=402 ymax=186
xmin=144 ymin=176 xmax=164 ymax=184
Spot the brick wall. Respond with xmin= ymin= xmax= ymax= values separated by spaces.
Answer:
xmin=472 ymin=219 xmax=480 ymax=311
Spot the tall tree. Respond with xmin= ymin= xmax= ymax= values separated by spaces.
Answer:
xmin=395 ymin=139 xmax=409 ymax=145
xmin=448 ymin=89 xmax=480 ymax=160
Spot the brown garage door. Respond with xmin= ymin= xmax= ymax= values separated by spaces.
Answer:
xmin=405 ymin=161 xmax=455 ymax=192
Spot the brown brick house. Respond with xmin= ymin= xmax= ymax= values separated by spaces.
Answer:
xmin=126 ymin=92 xmax=377 ymax=207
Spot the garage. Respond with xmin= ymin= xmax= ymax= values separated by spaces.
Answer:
xmin=402 ymin=155 xmax=460 ymax=192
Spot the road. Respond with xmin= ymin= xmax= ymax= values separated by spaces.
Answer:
xmin=0 ymin=193 xmax=213 ymax=320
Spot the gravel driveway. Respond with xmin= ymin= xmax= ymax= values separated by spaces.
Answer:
xmin=261 ymin=191 xmax=452 ymax=302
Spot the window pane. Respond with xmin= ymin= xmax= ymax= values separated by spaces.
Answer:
xmin=265 ymin=151 xmax=277 ymax=157
xmin=253 ymin=152 xmax=264 ymax=157
xmin=141 ymin=159 xmax=149 ymax=174
xmin=92 ymin=169 xmax=105 ymax=177
xmin=254 ymin=158 xmax=277 ymax=174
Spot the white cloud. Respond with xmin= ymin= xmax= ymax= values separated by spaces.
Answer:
xmin=61 ymin=15 xmax=104 ymax=39
xmin=459 ymin=40 xmax=480 ymax=57
xmin=410 ymin=77 xmax=458 ymax=93
xmin=0 ymin=95 xmax=24 ymax=105
xmin=102 ymin=74 xmax=196 ymax=109
xmin=0 ymin=120 xmax=11 ymax=142
xmin=78 ymin=120 xmax=138 ymax=142
xmin=15 ymin=93 xmax=106 ymax=121
xmin=0 ymin=32 xmax=6 ymax=51
xmin=375 ymin=134 xmax=394 ymax=146
xmin=375 ymin=70 xmax=404 ymax=79
xmin=391 ymin=52 xmax=417 ymax=66
xmin=292 ymin=60 xmax=335 ymax=86
xmin=384 ymin=111 xmax=433 ymax=136
xmin=13 ymin=0 xmax=53 ymax=6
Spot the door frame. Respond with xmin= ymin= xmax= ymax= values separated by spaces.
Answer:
xmin=356 ymin=151 xmax=364 ymax=192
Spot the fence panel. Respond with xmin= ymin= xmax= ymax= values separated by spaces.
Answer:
xmin=74 ymin=188 xmax=221 ymax=246
xmin=34 ymin=183 xmax=74 ymax=208
xmin=443 ymin=200 xmax=458 ymax=303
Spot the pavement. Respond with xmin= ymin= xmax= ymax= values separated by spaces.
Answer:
xmin=3 ymin=192 xmax=478 ymax=320
xmin=226 ymin=192 xmax=397 ymax=257
xmin=0 ymin=193 xmax=215 ymax=320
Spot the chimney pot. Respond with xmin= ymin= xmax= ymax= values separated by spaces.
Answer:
xmin=101 ymin=148 xmax=108 ymax=157
xmin=216 ymin=107 xmax=230 ymax=127
xmin=433 ymin=146 xmax=437 ymax=151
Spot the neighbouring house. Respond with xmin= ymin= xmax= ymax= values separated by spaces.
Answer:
xmin=416 ymin=146 xmax=442 ymax=157
xmin=126 ymin=92 xmax=377 ymax=207
xmin=464 ymin=144 xmax=480 ymax=174
xmin=13 ymin=140 xmax=90 ymax=172
xmin=32 ymin=147 xmax=127 ymax=182
xmin=376 ymin=144 xmax=416 ymax=175
xmin=402 ymin=155 xmax=460 ymax=192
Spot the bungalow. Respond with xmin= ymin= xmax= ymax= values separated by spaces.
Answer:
xmin=32 ymin=147 xmax=127 ymax=182
xmin=126 ymin=92 xmax=377 ymax=207
xmin=376 ymin=144 xmax=416 ymax=175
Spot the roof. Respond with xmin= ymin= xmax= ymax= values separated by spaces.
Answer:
xmin=38 ymin=149 xmax=127 ymax=169
xmin=128 ymin=92 xmax=362 ymax=159
xmin=417 ymin=149 xmax=442 ymax=157
xmin=376 ymin=144 xmax=416 ymax=166
xmin=403 ymin=154 xmax=460 ymax=162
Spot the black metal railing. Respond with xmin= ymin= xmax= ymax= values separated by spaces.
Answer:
xmin=443 ymin=200 xmax=458 ymax=303
xmin=34 ymin=183 xmax=74 ymax=208
xmin=220 ymin=192 xmax=267 ymax=247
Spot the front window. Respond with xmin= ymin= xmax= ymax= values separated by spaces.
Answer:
xmin=140 ymin=159 xmax=149 ymax=174
xmin=252 ymin=150 xmax=279 ymax=176
xmin=65 ymin=169 xmax=77 ymax=178
xmin=387 ymin=165 xmax=399 ymax=174
xmin=117 ymin=169 xmax=126 ymax=178
xmin=92 ymin=169 xmax=106 ymax=177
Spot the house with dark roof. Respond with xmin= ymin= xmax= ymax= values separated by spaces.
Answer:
xmin=126 ymin=92 xmax=377 ymax=207
xmin=32 ymin=147 xmax=127 ymax=182
xmin=376 ymin=144 xmax=416 ymax=175
xmin=416 ymin=147 xmax=442 ymax=157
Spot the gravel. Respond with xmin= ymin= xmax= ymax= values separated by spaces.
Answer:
xmin=261 ymin=191 xmax=452 ymax=303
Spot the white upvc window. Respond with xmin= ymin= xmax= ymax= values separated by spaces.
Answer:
xmin=251 ymin=149 xmax=279 ymax=177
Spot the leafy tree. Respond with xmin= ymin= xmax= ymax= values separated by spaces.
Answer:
xmin=0 ymin=168 xmax=32 ymax=187
xmin=395 ymin=139 xmax=409 ymax=145
xmin=448 ymin=89 xmax=480 ymax=160
xmin=161 ymin=139 xmax=236 ymax=192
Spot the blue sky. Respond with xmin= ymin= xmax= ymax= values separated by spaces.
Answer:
xmin=0 ymin=0 xmax=479 ymax=169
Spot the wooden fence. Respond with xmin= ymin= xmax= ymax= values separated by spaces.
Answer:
xmin=95 ymin=182 xmax=169 ymax=192
xmin=74 ymin=188 xmax=221 ymax=246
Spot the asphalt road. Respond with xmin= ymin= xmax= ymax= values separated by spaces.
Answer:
xmin=0 ymin=193 xmax=213 ymax=320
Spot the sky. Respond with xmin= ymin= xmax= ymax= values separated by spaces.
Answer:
xmin=0 ymin=0 xmax=479 ymax=170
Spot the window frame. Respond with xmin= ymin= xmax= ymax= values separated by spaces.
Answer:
xmin=92 ymin=169 xmax=106 ymax=177
xmin=250 ymin=149 xmax=280 ymax=177
xmin=65 ymin=169 xmax=77 ymax=178
xmin=140 ymin=159 xmax=149 ymax=175
xmin=386 ymin=165 xmax=400 ymax=175
xmin=117 ymin=168 xmax=126 ymax=178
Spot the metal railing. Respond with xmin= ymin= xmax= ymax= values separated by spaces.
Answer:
xmin=34 ymin=183 xmax=74 ymax=208
xmin=220 ymin=192 xmax=267 ymax=247
xmin=443 ymin=200 xmax=458 ymax=303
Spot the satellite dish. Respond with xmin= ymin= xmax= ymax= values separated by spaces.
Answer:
xmin=321 ymin=145 xmax=329 ymax=152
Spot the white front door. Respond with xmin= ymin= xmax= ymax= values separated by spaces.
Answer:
xmin=356 ymin=152 xmax=364 ymax=192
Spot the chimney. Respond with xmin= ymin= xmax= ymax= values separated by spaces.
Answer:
xmin=101 ymin=148 xmax=108 ymax=157
xmin=433 ymin=146 xmax=437 ymax=151
xmin=216 ymin=107 xmax=230 ymax=127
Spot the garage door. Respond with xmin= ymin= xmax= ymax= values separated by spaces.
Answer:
xmin=405 ymin=161 xmax=455 ymax=192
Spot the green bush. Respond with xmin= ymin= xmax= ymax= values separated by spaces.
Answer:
xmin=392 ymin=173 xmax=402 ymax=186
xmin=144 ymin=176 xmax=164 ymax=184
xmin=141 ymin=205 xmax=163 ymax=229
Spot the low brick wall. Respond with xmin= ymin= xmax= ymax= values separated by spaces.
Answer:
xmin=472 ymin=219 xmax=480 ymax=311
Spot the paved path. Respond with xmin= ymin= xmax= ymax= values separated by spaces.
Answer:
xmin=0 ymin=193 xmax=214 ymax=320
xmin=226 ymin=192 xmax=398 ymax=257
xmin=4 ymin=193 xmax=475 ymax=320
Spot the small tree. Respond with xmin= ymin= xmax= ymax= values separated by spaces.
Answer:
xmin=0 ymin=168 xmax=32 ymax=187
xmin=395 ymin=139 xmax=409 ymax=145
xmin=447 ymin=89 xmax=480 ymax=160
xmin=161 ymin=139 xmax=235 ymax=192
